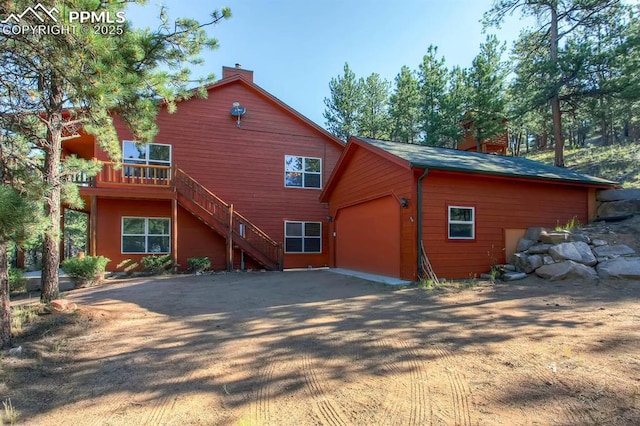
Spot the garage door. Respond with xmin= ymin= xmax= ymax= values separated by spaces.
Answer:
xmin=335 ymin=196 xmax=401 ymax=277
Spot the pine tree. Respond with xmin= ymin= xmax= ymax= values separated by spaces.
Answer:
xmin=323 ymin=63 xmax=362 ymax=141
xmin=466 ymin=35 xmax=508 ymax=152
xmin=0 ymin=132 xmax=46 ymax=348
xmin=485 ymin=0 xmax=627 ymax=166
xmin=443 ymin=66 xmax=470 ymax=148
xmin=0 ymin=0 xmax=230 ymax=302
xmin=417 ymin=45 xmax=449 ymax=146
xmin=356 ymin=73 xmax=391 ymax=139
xmin=389 ymin=66 xmax=421 ymax=143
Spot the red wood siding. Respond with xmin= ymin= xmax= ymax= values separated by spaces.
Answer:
xmin=326 ymin=146 xmax=416 ymax=280
xmin=95 ymin=198 xmax=228 ymax=271
xmin=176 ymin=206 xmax=227 ymax=270
xmin=421 ymin=170 xmax=590 ymax=278
xmin=91 ymin=77 xmax=343 ymax=269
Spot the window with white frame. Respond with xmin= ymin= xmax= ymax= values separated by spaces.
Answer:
xmin=448 ymin=206 xmax=475 ymax=239
xmin=123 ymin=141 xmax=172 ymax=179
xmin=122 ymin=217 xmax=170 ymax=253
xmin=284 ymin=155 xmax=322 ymax=189
xmin=285 ymin=221 xmax=322 ymax=253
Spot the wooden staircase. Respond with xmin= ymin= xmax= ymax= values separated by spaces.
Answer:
xmin=174 ymin=167 xmax=283 ymax=271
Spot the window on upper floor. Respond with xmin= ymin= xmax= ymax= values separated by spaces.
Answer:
xmin=122 ymin=217 xmax=170 ymax=254
xmin=284 ymin=155 xmax=321 ymax=189
xmin=448 ymin=206 xmax=475 ymax=240
xmin=123 ymin=141 xmax=172 ymax=179
xmin=284 ymin=221 xmax=322 ymax=253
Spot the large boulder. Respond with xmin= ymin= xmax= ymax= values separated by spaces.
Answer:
xmin=511 ymin=253 xmax=543 ymax=274
xmin=527 ymin=244 xmax=552 ymax=254
xmin=516 ymin=238 xmax=535 ymax=252
xmin=597 ymin=189 xmax=640 ymax=202
xmin=549 ymin=242 xmax=598 ymax=266
xmin=597 ymin=199 xmax=640 ymax=218
xmin=596 ymin=257 xmax=640 ymax=280
xmin=539 ymin=230 xmax=573 ymax=244
xmin=593 ymin=244 xmax=636 ymax=258
xmin=525 ymin=227 xmax=545 ymax=241
xmin=535 ymin=261 xmax=598 ymax=282
xmin=570 ymin=232 xmax=591 ymax=244
xmin=591 ymin=239 xmax=608 ymax=247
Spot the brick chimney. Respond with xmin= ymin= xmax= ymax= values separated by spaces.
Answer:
xmin=222 ymin=63 xmax=254 ymax=82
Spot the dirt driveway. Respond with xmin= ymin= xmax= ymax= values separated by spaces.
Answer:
xmin=3 ymin=270 xmax=640 ymax=425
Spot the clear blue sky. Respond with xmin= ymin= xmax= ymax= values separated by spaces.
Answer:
xmin=127 ymin=0 xmax=529 ymax=128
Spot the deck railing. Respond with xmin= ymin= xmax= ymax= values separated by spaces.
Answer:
xmin=90 ymin=162 xmax=172 ymax=187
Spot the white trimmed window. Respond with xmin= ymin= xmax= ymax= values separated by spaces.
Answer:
xmin=122 ymin=217 xmax=170 ymax=253
xmin=284 ymin=155 xmax=322 ymax=189
xmin=123 ymin=141 xmax=172 ymax=179
xmin=448 ymin=206 xmax=475 ymax=239
xmin=285 ymin=221 xmax=322 ymax=253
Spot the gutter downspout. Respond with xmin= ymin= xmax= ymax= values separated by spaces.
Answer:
xmin=417 ymin=168 xmax=429 ymax=277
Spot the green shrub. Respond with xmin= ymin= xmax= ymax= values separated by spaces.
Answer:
xmin=8 ymin=267 xmax=26 ymax=293
xmin=116 ymin=258 xmax=139 ymax=276
xmin=141 ymin=254 xmax=172 ymax=275
xmin=61 ymin=256 xmax=110 ymax=288
xmin=188 ymin=256 xmax=211 ymax=273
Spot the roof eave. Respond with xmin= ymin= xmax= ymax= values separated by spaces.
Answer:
xmin=409 ymin=162 xmax=618 ymax=188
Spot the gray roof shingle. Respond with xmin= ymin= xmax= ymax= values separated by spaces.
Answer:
xmin=358 ymin=137 xmax=617 ymax=186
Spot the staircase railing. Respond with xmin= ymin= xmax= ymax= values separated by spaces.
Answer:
xmin=174 ymin=167 xmax=282 ymax=270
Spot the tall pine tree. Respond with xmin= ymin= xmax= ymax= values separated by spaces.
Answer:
xmin=466 ymin=35 xmax=508 ymax=152
xmin=356 ymin=73 xmax=391 ymax=139
xmin=389 ymin=66 xmax=421 ymax=143
xmin=0 ymin=0 xmax=230 ymax=302
xmin=417 ymin=45 xmax=449 ymax=146
xmin=323 ymin=63 xmax=362 ymax=141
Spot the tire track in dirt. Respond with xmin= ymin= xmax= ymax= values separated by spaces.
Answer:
xmin=301 ymin=339 xmax=349 ymax=426
xmin=400 ymin=339 xmax=432 ymax=426
xmin=83 ymin=358 xmax=144 ymax=426
xmin=143 ymin=357 xmax=198 ymax=425
xmin=372 ymin=337 xmax=433 ymax=425
xmin=501 ymin=345 xmax=594 ymax=425
xmin=85 ymin=389 xmax=131 ymax=426
xmin=373 ymin=338 xmax=405 ymax=426
xmin=252 ymin=351 xmax=287 ymax=425
xmin=433 ymin=344 xmax=472 ymax=426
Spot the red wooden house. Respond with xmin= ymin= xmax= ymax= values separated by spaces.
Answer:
xmin=320 ymin=137 xmax=616 ymax=280
xmin=63 ymin=65 xmax=344 ymax=272
xmin=457 ymin=118 xmax=509 ymax=155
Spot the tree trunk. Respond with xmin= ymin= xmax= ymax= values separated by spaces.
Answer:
xmin=41 ymin=80 xmax=64 ymax=303
xmin=0 ymin=240 xmax=12 ymax=349
xmin=550 ymin=5 xmax=564 ymax=167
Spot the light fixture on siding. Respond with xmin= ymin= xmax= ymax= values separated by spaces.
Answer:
xmin=230 ymin=101 xmax=246 ymax=127
xmin=400 ymin=197 xmax=409 ymax=208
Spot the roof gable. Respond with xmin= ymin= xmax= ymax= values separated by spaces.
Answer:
xmin=202 ymin=74 xmax=344 ymax=150
xmin=357 ymin=137 xmax=617 ymax=187
xmin=319 ymin=136 xmax=411 ymax=202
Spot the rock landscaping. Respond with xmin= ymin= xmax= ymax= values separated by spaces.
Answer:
xmin=500 ymin=226 xmax=640 ymax=282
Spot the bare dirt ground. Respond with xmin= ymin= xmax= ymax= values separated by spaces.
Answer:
xmin=2 ymin=270 xmax=640 ymax=425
